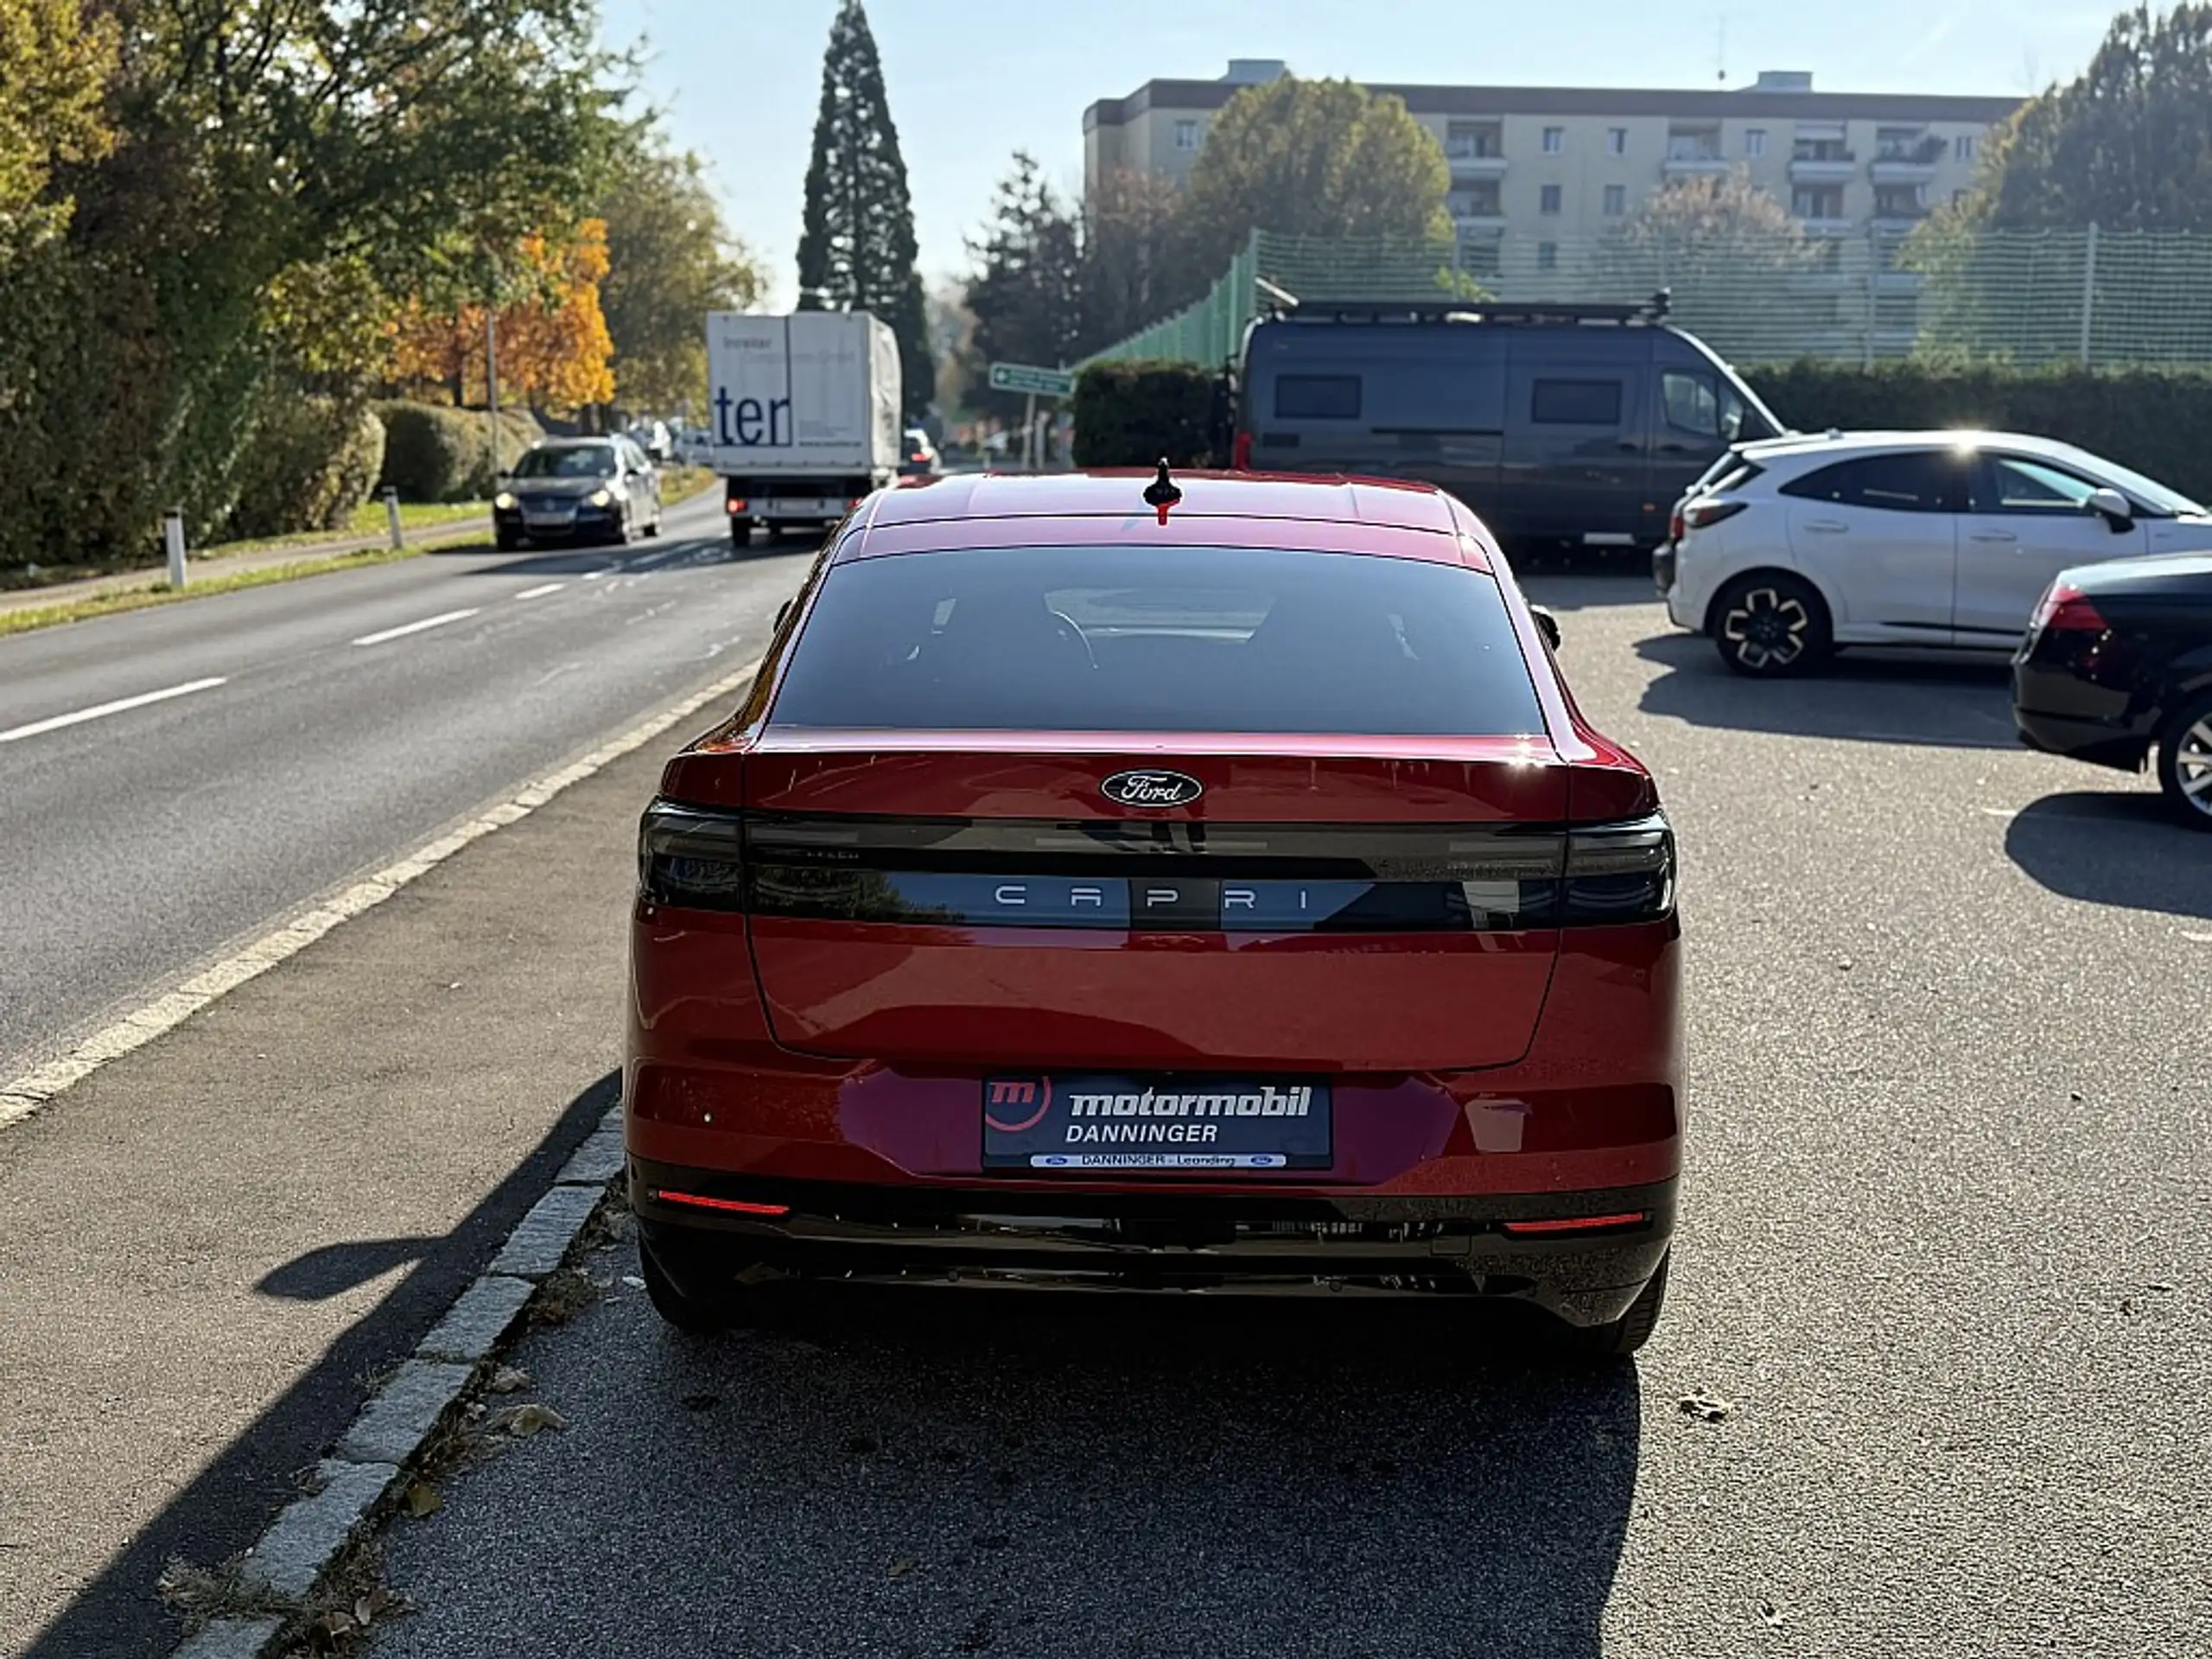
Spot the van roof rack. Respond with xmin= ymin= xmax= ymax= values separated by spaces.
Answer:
xmin=1266 ymin=290 xmax=1673 ymax=326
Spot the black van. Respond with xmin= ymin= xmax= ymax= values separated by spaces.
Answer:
xmin=1231 ymin=296 xmax=1784 ymax=552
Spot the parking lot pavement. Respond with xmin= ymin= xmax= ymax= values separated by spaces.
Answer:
xmin=341 ymin=580 xmax=2200 ymax=1656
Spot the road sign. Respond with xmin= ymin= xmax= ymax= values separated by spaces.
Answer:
xmin=988 ymin=361 xmax=1076 ymax=399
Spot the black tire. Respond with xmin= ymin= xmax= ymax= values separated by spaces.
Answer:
xmin=2155 ymin=687 xmax=2212 ymax=830
xmin=638 ymin=1236 xmax=748 ymax=1335
xmin=1711 ymin=573 xmax=1832 ymax=677
xmin=729 ymin=523 xmax=751 ymax=555
xmin=494 ymin=529 xmax=521 ymax=552
xmin=1554 ymin=1254 xmax=1669 ymax=1363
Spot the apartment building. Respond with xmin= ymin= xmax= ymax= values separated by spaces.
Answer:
xmin=1084 ymin=63 xmax=2020 ymax=257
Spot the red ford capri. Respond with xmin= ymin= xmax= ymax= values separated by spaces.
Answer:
xmin=626 ymin=468 xmax=1682 ymax=1358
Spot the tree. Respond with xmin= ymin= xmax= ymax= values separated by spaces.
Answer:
xmin=391 ymin=219 xmax=617 ymax=414
xmin=1080 ymin=167 xmax=1204 ymax=349
xmin=1178 ymin=76 xmax=1450 ymax=275
xmin=1599 ymin=169 xmax=1817 ymax=359
xmin=599 ymin=133 xmax=762 ymax=416
xmin=0 ymin=0 xmax=117 ymax=251
xmin=1961 ymin=3 xmax=2212 ymax=230
xmin=963 ymin=153 xmax=1083 ymax=416
xmin=795 ymin=0 xmax=931 ymax=418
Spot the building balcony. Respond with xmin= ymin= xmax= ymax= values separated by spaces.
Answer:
xmin=1449 ymin=208 xmax=1508 ymax=232
xmin=1871 ymin=158 xmax=1940 ymax=185
xmin=1789 ymin=156 xmax=1858 ymax=183
xmin=1797 ymin=215 xmax=1855 ymax=238
xmin=1446 ymin=151 xmax=1510 ymax=178
xmin=1662 ymin=155 xmax=1731 ymax=177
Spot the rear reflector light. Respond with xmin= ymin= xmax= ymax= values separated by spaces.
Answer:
xmin=652 ymin=1190 xmax=791 ymax=1217
xmin=1500 ymin=1211 xmax=1649 ymax=1236
xmin=638 ymin=804 xmax=1674 ymax=929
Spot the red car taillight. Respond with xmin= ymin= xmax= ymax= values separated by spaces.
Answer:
xmin=1231 ymin=429 xmax=1254 ymax=472
xmin=1679 ymin=499 xmax=1746 ymax=537
xmin=2030 ymin=581 xmax=2107 ymax=635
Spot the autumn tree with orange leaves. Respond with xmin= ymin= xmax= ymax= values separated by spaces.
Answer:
xmin=395 ymin=219 xmax=617 ymax=414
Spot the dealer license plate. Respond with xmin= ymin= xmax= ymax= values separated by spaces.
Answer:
xmin=982 ymin=1075 xmax=1332 ymax=1172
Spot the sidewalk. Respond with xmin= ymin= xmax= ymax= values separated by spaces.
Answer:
xmin=0 ymin=518 xmax=490 ymax=620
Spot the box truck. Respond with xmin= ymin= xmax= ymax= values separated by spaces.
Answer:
xmin=706 ymin=310 xmax=902 ymax=547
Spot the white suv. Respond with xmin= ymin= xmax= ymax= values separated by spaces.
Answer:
xmin=1656 ymin=431 xmax=2212 ymax=676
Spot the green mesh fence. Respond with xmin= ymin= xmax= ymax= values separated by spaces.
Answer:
xmin=1082 ymin=226 xmax=2212 ymax=372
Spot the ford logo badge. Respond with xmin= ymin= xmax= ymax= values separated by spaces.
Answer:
xmin=1101 ymin=769 xmax=1204 ymax=809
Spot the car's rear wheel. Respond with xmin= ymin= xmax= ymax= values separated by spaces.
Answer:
xmin=2155 ymin=688 xmax=2212 ymax=830
xmin=1554 ymin=1253 xmax=1669 ymax=1363
xmin=638 ymin=1236 xmax=751 ymax=1335
xmin=1712 ymin=574 xmax=1831 ymax=677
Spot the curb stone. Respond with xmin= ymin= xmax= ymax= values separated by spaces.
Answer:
xmin=168 ymin=1101 xmax=623 ymax=1656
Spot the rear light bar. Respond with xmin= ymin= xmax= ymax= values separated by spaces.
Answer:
xmin=1499 ymin=1211 xmax=1649 ymax=1236
xmin=639 ymin=804 xmax=1675 ymax=930
xmin=650 ymin=1189 xmax=792 ymax=1217
xmin=2028 ymin=580 xmax=2107 ymax=636
xmin=1676 ymin=499 xmax=1747 ymax=538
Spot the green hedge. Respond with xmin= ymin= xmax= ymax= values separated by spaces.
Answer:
xmin=375 ymin=402 xmax=544 ymax=502
xmin=226 ymin=397 xmax=386 ymax=538
xmin=1071 ymin=361 xmax=1224 ymax=468
xmin=1744 ymin=362 xmax=2212 ymax=505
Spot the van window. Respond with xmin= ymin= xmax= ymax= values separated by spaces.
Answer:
xmin=1274 ymin=374 xmax=1363 ymax=420
xmin=1530 ymin=379 xmax=1624 ymax=426
xmin=1662 ymin=371 xmax=1720 ymax=437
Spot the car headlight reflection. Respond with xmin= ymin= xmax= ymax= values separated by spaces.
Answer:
xmin=588 ymin=487 xmax=613 ymax=507
xmin=493 ymin=491 xmax=517 ymax=510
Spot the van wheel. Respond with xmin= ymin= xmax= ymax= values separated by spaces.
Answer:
xmin=1712 ymin=574 xmax=1831 ymax=677
xmin=2155 ymin=688 xmax=2212 ymax=830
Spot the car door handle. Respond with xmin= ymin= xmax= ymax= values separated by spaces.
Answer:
xmin=1969 ymin=530 xmax=2018 ymax=543
xmin=1802 ymin=519 xmax=1848 ymax=533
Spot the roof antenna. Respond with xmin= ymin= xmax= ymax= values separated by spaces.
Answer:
xmin=1142 ymin=458 xmax=1182 ymax=525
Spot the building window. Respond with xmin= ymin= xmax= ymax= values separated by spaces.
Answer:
xmin=1446 ymin=121 xmax=1503 ymax=159
xmin=1745 ymin=128 xmax=1766 ymax=158
xmin=1537 ymin=241 xmax=1559 ymax=271
xmin=1606 ymin=127 xmax=1628 ymax=156
xmin=1793 ymin=185 xmax=1845 ymax=220
xmin=1603 ymin=183 xmax=1626 ymax=217
xmin=1955 ymin=133 xmax=1977 ymax=162
xmin=1450 ymin=182 xmax=1502 ymax=219
xmin=1174 ymin=119 xmax=1198 ymax=151
xmin=1540 ymin=183 xmax=1562 ymax=215
xmin=1542 ymin=126 xmax=1565 ymax=154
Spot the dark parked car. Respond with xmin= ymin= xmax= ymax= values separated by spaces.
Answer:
xmin=1231 ymin=294 xmax=1783 ymax=553
xmin=493 ymin=437 xmax=662 ymax=550
xmin=2014 ymin=553 xmax=2212 ymax=827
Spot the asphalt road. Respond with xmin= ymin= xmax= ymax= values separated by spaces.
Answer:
xmin=0 ymin=486 xmax=806 ymax=1080
xmin=361 ymin=579 xmax=2212 ymax=1658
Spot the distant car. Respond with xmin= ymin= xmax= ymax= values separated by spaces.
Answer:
xmin=493 ymin=437 xmax=662 ymax=550
xmin=1658 ymin=431 xmax=2212 ymax=676
xmin=626 ymin=420 xmax=674 ymax=463
xmin=2014 ymin=553 xmax=2212 ymax=828
xmin=899 ymin=427 xmax=940 ymax=477
xmin=626 ymin=469 xmax=1681 ymax=1359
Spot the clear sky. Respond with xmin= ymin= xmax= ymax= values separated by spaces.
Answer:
xmin=598 ymin=0 xmax=2118 ymax=305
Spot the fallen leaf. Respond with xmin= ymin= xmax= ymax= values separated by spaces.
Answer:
xmin=1678 ymin=1390 xmax=1737 ymax=1423
xmin=404 ymin=1481 xmax=442 ymax=1518
xmin=356 ymin=1596 xmax=374 ymax=1628
xmin=486 ymin=1366 xmax=532 ymax=1395
xmin=620 ymin=1274 xmax=645 ymax=1289
xmin=496 ymin=1402 xmax=567 ymax=1438
xmin=1758 ymin=1599 xmax=1784 ymax=1627
xmin=888 ymin=1558 xmax=914 ymax=1580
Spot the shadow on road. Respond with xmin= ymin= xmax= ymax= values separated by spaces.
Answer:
xmin=624 ymin=1288 xmax=1639 ymax=1656
xmin=22 ymin=1073 xmax=619 ymax=1659
xmin=1635 ymin=631 xmax=2020 ymax=750
xmin=2005 ymin=791 xmax=2212 ymax=919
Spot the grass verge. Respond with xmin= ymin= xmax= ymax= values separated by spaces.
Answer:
xmin=0 ymin=533 xmax=487 ymax=639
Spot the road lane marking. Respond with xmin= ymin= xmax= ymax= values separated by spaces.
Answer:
xmin=582 ymin=568 xmax=613 ymax=581
xmin=351 ymin=608 xmax=481 ymax=647
xmin=512 ymin=583 xmax=566 ymax=601
xmin=0 ymin=677 xmax=229 ymax=745
xmin=0 ymin=654 xmax=764 ymax=1134
xmin=629 ymin=548 xmax=684 ymax=570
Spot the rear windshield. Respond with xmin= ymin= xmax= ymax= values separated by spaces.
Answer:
xmin=770 ymin=545 xmax=1545 ymax=737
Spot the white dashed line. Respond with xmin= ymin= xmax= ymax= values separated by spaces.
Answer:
xmin=0 ymin=677 xmax=229 ymax=745
xmin=351 ymin=608 xmax=482 ymax=647
xmin=512 ymin=583 xmax=566 ymax=601
xmin=0 ymin=655 xmax=765 ymax=1134
xmin=582 ymin=569 xmax=613 ymax=582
